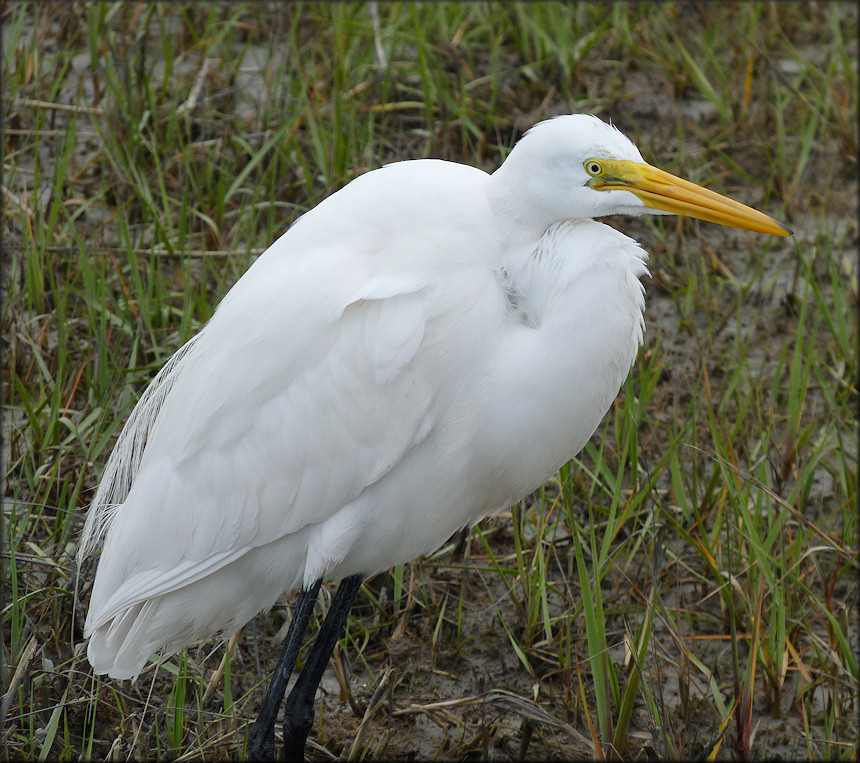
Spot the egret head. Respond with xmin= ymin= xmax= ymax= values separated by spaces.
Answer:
xmin=492 ymin=113 xmax=791 ymax=239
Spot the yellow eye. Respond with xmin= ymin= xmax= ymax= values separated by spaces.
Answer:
xmin=584 ymin=160 xmax=603 ymax=176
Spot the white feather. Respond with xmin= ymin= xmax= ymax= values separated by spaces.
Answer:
xmin=80 ymin=115 xmax=663 ymax=679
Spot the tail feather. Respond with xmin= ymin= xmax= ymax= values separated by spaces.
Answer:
xmin=84 ymin=536 xmax=307 ymax=679
xmin=78 ymin=334 xmax=202 ymax=563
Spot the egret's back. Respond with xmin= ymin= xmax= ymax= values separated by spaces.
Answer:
xmin=79 ymin=161 xmax=517 ymax=678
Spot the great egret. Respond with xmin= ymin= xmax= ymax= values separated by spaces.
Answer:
xmin=77 ymin=114 xmax=790 ymax=759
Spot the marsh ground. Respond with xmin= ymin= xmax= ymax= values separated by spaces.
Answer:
xmin=2 ymin=3 xmax=857 ymax=760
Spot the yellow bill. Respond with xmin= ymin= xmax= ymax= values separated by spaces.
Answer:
xmin=589 ymin=158 xmax=792 ymax=236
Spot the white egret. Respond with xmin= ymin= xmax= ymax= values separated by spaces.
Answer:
xmin=77 ymin=114 xmax=789 ymax=759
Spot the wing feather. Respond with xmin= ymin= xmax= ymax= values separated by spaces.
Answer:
xmin=79 ymin=159 xmax=498 ymax=673
xmin=83 ymin=241 xmax=435 ymax=633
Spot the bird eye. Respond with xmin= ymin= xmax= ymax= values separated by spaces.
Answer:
xmin=584 ymin=160 xmax=603 ymax=176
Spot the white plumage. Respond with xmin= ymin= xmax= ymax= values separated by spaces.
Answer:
xmin=78 ymin=114 xmax=788 ymax=681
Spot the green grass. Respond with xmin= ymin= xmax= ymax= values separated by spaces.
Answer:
xmin=3 ymin=2 xmax=857 ymax=760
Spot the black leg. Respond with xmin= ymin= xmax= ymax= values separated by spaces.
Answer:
xmin=247 ymin=579 xmax=323 ymax=760
xmin=281 ymin=574 xmax=364 ymax=761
